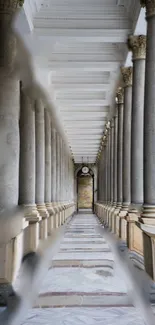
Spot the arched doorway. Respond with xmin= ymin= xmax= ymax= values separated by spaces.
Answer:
xmin=77 ymin=167 xmax=94 ymax=212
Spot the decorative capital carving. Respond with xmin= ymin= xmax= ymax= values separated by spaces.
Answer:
xmin=128 ymin=35 xmax=146 ymax=60
xmin=0 ymin=0 xmax=24 ymax=11
xmin=0 ymin=1 xmax=24 ymax=28
xmin=121 ymin=67 xmax=133 ymax=87
xmin=140 ymin=0 xmax=155 ymax=17
xmin=116 ymin=87 xmax=124 ymax=104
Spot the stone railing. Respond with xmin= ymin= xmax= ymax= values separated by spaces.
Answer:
xmin=95 ymin=202 xmax=143 ymax=259
xmin=0 ymin=202 xmax=75 ymax=290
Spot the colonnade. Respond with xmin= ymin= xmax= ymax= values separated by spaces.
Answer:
xmin=96 ymin=0 xmax=155 ymax=280
xmin=0 ymin=1 xmax=75 ymax=289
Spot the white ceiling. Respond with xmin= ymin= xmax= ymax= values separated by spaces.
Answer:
xmin=15 ymin=0 xmax=142 ymax=163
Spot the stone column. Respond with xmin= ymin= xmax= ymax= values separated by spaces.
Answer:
xmin=107 ymin=127 xmax=111 ymax=206
xmin=126 ymin=35 xmax=146 ymax=254
xmin=0 ymin=1 xmax=25 ymax=288
xmin=108 ymin=118 xmax=115 ymax=228
xmin=19 ymin=88 xmax=40 ymax=253
xmin=111 ymin=109 xmax=118 ymax=231
xmin=45 ymin=109 xmax=52 ymax=207
xmin=140 ymin=0 xmax=155 ymax=220
xmin=113 ymin=88 xmax=124 ymax=235
xmin=51 ymin=126 xmax=57 ymax=202
xmin=35 ymin=99 xmax=48 ymax=239
xmin=106 ymin=124 xmax=112 ymax=222
xmin=118 ymin=67 xmax=132 ymax=240
xmin=0 ymin=1 xmax=23 ymax=213
xmin=139 ymin=0 xmax=155 ymax=279
xmin=51 ymin=126 xmax=58 ymax=227
xmin=56 ymin=132 xmax=61 ymax=225
xmin=60 ymin=137 xmax=65 ymax=224
xmin=45 ymin=109 xmax=54 ymax=234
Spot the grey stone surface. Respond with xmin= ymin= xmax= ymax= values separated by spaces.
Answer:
xmin=113 ymin=112 xmax=118 ymax=204
xmin=131 ymin=58 xmax=145 ymax=205
xmin=45 ymin=109 xmax=51 ymax=203
xmin=143 ymin=13 xmax=155 ymax=207
xmin=117 ymin=102 xmax=124 ymax=205
xmin=51 ymin=126 xmax=57 ymax=202
xmin=107 ymin=130 xmax=111 ymax=203
xmin=19 ymin=90 xmax=36 ymax=205
xmin=0 ymin=75 xmax=20 ymax=211
xmin=56 ymin=132 xmax=61 ymax=201
xmin=110 ymin=119 xmax=114 ymax=204
xmin=35 ymin=99 xmax=45 ymax=204
xmin=123 ymin=85 xmax=132 ymax=206
xmin=19 ymin=307 xmax=147 ymax=325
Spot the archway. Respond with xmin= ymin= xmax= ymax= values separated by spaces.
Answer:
xmin=77 ymin=166 xmax=94 ymax=212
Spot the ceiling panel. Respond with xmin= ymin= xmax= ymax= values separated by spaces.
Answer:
xmin=32 ymin=0 xmax=141 ymax=162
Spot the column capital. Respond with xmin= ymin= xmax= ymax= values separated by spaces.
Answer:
xmin=121 ymin=67 xmax=133 ymax=87
xmin=0 ymin=0 xmax=24 ymax=21
xmin=128 ymin=35 xmax=146 ymax=60
xmin=116 ymin=87 xmax=124 ymax=104
xmin=140 ymin=0 xmax=155 ymax=17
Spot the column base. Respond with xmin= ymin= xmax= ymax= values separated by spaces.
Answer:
xmin=112 ymin=203 xmax=122 ymax=234
xmin=46 ymin=203 xmax=55 ymax=235
xmin=108 ymin=203 xmax=117 ymax=231
xmin=136 ymin=205 xmax=155 ymax=280
xmin=137 ymin=220 xmax=155 ymax=280
xmin=141 ymin=204 xmax=155 ymax=220
xmin=106 ymin=203 xmax=114 ymax=228
xmin=37 ymin=204 xmax=49 ymax=240
xmin=126 ymin=211 xmax=143 ymax=255
xmin=52 ymin=203 xmax=60 ymax=228
xmin=116 ymin=203 xmax=129 ymax=240
xmin=23 ymin=204 xmax=40 ymax=255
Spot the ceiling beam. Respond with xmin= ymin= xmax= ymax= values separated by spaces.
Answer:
xmin=33 ymin=28 xmax=131 ymax=43
xmin=48 ymin=62 xmax=120 ymax=71
xmin=57 ymin=99 xmax=109 ymax=106
xmin=54 ymin=84 xmax=110 ymax=92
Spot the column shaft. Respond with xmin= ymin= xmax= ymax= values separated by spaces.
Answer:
xmin=113 ymin=112 xmax=118 ymax=205
xmin=35 ymin=99 xmax=45 ymax=204
xmin=107 ymin=130 xmax=111 ymax=203
xmin=128 ymin=35 xmax=146 ymax=206
xmin=116 ymin=89 xmax=124 ymax=207
xmin=19 ymin=90 xmax=36 ymax=206
xmin=123 ymin=81 xmax=132 ymax=207
xmin=0 ymin=76 xmax=20 ymax=212
xmin=56 ymin=132 xmax=61 ymax=201
xmin=110 ymin=120 xmax=114 ymax=204
xmin=45 ymin=109 xmax=51 ymax=204
xmin=143 ymin=8 xmax=155 ymax=211
xmin=51 ymin=126 xmax=57 ymax=202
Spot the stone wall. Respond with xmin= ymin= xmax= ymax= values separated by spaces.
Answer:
xmin=77 ymin=176 xmax=93 ymax=209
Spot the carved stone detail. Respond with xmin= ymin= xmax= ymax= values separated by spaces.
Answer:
xmin=128 ymin=35 xmax=146 ymax=60
xmin=121 ymin=67 xmax=133 ymax=87
xmin=140 ymin=0 xmax=155 ymax=17
xmin=116 ymin=87 xmax=124 ymax=104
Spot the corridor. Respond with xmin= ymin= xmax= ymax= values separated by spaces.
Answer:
xmin=19 ymin=213 xmax=147 ymax=325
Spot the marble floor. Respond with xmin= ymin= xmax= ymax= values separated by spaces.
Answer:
xmin=11 ymin=213 xmax=155 ymax=324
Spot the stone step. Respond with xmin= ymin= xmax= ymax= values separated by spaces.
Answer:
xmin=35 ymin=292 xmax=130 ymax=308
xmin=51 ymin=260 xmax=114 ymax=268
